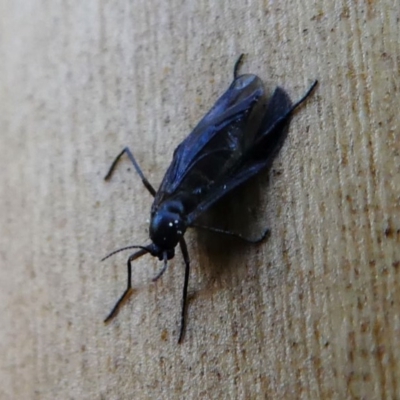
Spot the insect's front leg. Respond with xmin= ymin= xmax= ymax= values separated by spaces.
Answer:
xmin=104 ymin=248 xmax=148 ymax=322
xmin=152 ymin=252 xmax=169 ymax=282
xmin=192 ymin=224 xmax=270 ymax=244
xmin=104 ymin=147 xmax=156 ymax=197
xmin=178 ymin=238 xmax=190 ymax=344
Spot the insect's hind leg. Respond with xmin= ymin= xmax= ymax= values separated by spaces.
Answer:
xmin=178 ymin=238 xmax=190 ymax=344
xmin=104 ymin=147 xmax=156 ymax=197
xmin=233 ymin=54 xmax=245 ymax=79
xmin=192 ymin=224 xmax=270 ymax=244
xmin=290 ymin=80 xmax=318 ymax=111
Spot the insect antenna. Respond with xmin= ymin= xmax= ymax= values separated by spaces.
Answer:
xmin=101 ymin=245 xmax=150 ymax=262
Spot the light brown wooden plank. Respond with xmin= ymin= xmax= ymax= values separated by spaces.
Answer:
xmin=0 ymin=1 xmax=399 ymax=399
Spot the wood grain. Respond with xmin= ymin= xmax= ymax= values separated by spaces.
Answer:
xmin=0 ymin=1 xmax=399 ymax=399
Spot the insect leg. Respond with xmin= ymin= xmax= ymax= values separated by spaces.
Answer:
xmin=233 ymin=53 xmax=245 ymax=79
xmin=178 ymin=238 xmax=190 ymax=343
xmin=104 ymin=248 xmax=148 ymax=322
xmin=193 ymin=224 xmax=270 ymax=244
xmin=104 ymin=147 xmax=156 ymax=197
xmin=254 ymin=80 xmax=318 ymax=149
xmin=152 ymin=252 xmax=169 ymax=282
xmin=291 ymin=80 xmax=318 ymax=111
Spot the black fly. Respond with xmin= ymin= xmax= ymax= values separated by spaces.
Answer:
xmin=102 ymin=55 xmax=318 ymax=343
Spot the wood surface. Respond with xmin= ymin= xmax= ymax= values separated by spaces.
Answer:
xmin=0 ymin=1 xmax=399 ymax=399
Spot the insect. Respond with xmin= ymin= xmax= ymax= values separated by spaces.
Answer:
xmin=102 ymin=55 xmax=318 ymax=342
